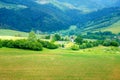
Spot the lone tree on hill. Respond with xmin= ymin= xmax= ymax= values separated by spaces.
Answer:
xmin=28 ymin=30 xmax=37 ymax=42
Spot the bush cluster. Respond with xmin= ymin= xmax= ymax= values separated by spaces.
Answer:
xmin=103 ymin=40 xmax=119 ymax=47
xmin=0 ymin=39 xmax=58 ymax=50
xmin=71 ymin=44 xmax=79 ymax=50
xmin=0 ymin=40 xmax=2 ymax=48
xmin=1 ymin=39 xmax=43 ymax=51
xmin=37 ymin=40 xmax=58 ymax=49
xmin=79 ymin=41 xmax=99 ymax=49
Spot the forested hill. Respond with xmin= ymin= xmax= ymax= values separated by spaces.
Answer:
xmin=0 ymin=0 xmax=120 ymax=32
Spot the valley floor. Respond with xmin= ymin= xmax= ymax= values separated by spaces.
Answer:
xmin=0 ymin=47 xmax=120 ymax=80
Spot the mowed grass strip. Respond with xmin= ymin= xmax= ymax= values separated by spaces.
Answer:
xmin=0 ymin=47 xmax=120 ymax=80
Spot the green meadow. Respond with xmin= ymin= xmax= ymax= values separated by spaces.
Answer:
xmin=0 ymin=46 xmax=120 ymax=80
xmin=102 ymin=21 xmax=120 ymax=34
xmin=0 ymin=29 xmax=45 ymax=40
xmin=0 ymin=29 xmax=28 ymax=37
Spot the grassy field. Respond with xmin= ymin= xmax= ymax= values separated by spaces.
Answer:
xmin=0 ymin=29 xmax=28 ymax=37
xmin=0 ymin=46 xmax=120 ymax=80
xmin=102 ymin=20 xmax=120 ymax=34
xmin=0 ymin=29 xmax=46 ymax=40
xmin=0 ymin=29 xmax=28 ymax=40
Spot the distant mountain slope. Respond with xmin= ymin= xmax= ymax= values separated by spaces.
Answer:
xmin=0 ymin=0 xmax=120 ymax=33
xmin=57 ymin=0 xmax=120 ymax=12
xmin=36 ymin=0 xmax=120 ymax=12
xmin=0 ymin=1 xmax=27 ymax=10
xmin=102 ymin=20 xmax=120 ymax=34
xmin=0 ymin=0 xmax=72 ymax=32
xmin=75 ymin=7 xmax=120 ymax=33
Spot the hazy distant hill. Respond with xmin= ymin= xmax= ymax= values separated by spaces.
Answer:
xmin=0 ymin=0 xmax=120 ymax=33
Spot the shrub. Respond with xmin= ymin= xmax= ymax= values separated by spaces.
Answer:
xmin=79 ymin=44 xmax=87 ymax=49
xmin=2 ymin=40 xmax=9 ymax=47
xmin=14 ymin=39 xmax=26 ymax=48
xmin=97 ymin=40 xmax=104 ymax=45
xmin=103 ymin=40 xmax=111 ymax=46
xmin=46 ymin=42 xmax=58 ymax=49
xmin=1 ymin=39 xmax=58 ymax=50
xmin=6 ymin=40 xmax=15 ymax=48
xmin=39 ymin=41 xmax=49 ymax=48
xmin=111 ymin=41 xmax=119 ymax=47
xmin=0 ymin=40 xmax=2 ymax=48
xmin=28 ymin=30 xmax=37 ymax=42
xmin=2 ymin=40 xmax=15 ymax=48
xmin=86 ymin=42 xmax=93 ymax=48
xmin=54 ymin=34 xmax=61 ymax=41
xmin=75 ymin=35 xmax=83 ymax=45
xmin=92 ymin=41 xmax=99 ymax=46
xmin=71 ymin=44 xmax=79 ymax=50
xmin=45 ymin=35 xmax=50 ymax=39
xmin=14 ymin=40 xmax=43 ymax=51
xmin=103 ymin=40 xmax=119 ymax=47
xmin=61 ymin=44 xmax=65 ymax=48
xmin=28 ymin=41 xmax=43 ymax=51
xmin=2 ymin=39 xmax=43 ymax=51
xmin=37 ymin=40 xmax=58 ymax=49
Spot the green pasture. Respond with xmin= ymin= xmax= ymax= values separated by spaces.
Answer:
xmin=0 ymin=46 xmax=120 ymax=80
xmin=0 ymin=29 xmax=28 ymax=37
xmin=102 ymin=20 xmax=120 ymax=34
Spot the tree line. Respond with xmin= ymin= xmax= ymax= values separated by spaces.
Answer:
xmin=0 ymin=31 xmax=58 ymax=51
xmin=71 ymin=34 xmax=120 ymax=50
xmin=0 ymin=31 xmax=120 ymax=51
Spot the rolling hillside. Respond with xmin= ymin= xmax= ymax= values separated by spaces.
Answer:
xmin=0 ymin=29 xmax=28 ymax=36
xmin=0 ymin=0 xmax=120 ymax=33
xmin=0 ymin=1 xmax=27 ymax=10
xmin=102 ymin=20 xmax=120 ymax=34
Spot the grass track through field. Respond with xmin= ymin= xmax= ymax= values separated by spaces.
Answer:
xmin=0 ymin=47 xmax=120 ymax=80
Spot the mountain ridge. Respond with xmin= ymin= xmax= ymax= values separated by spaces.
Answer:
xmin=0 ymin=0 xmax=120 ymax=33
